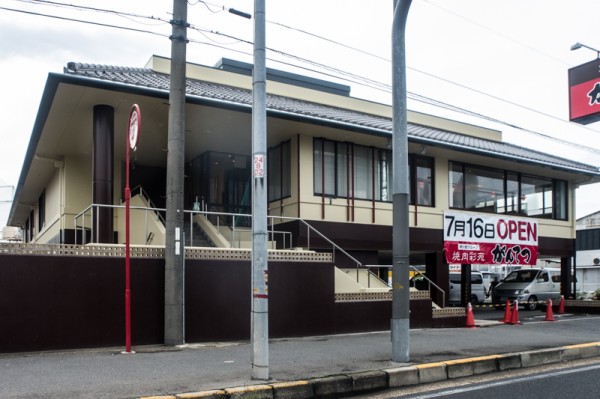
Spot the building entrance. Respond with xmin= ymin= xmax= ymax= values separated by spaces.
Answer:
xmin=187 ymin=151 xmax=251 ymax=217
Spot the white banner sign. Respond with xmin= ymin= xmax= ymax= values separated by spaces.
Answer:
xmin=443 ymin=211 xmax=538 ymax=265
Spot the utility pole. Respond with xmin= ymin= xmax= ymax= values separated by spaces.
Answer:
xmin=164 ymin=0 xmax=188 ymax=346
xmin=251 ymin=0 xmax=269 ymax=380
xmin=391 ymin=0 xmax=411 ymax=363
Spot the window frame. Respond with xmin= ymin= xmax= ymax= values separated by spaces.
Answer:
xmin=267 ymin=140 xmax=292 ymax=202
xmin=313 ymin=138 xmax=435 ymax=206
xmin=449 ymin=161 xmax=568 ymax=221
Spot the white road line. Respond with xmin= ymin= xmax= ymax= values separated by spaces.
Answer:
xmin=405 ymin=363 xmax=600 ymax=398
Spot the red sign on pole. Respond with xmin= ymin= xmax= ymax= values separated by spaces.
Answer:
xmin=569 ymin=58 xmax=600 ymax=124
xmin=443 ymin=211 xmax=538 ymax=266
xmin=124 ymin=104 xmax=141 ymax=354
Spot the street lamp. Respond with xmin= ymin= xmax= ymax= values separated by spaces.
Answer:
xmin=570 ymin=42 xmax=600 ymax=59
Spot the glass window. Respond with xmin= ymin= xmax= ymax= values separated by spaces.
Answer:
xmin=38 ymin=190 xmax=45 ymax=232
xmin=268 ymin=145 xmax=281 ymax=202
xmin=521 ymin=175 xmax=553 ymax=218
xmin=337 ymin=142 xmax=349 ymax=198
xmin=314 ymin=139 xmax=336 ymax=196
xmin=463 ymin=166 xmax=504 ymax=213
xmin=268 ymin=141 xmax=291 ymax=202
xmin=449 ymin=161 xmax=568 ymax=221
xmin=353 ymin=146 xmax=373 ymax=199
xmin=504 ymin=173 xmax=519 ymax=215
xmin=415 ymin=156 xmax=433 ymax=206
xmin=449 ymin=162 xmax=464 ymax=208
xmin=313 ymin=138 xmax=433 ymax=206
xmin=554 ymin=180 xmax=568 ymax=220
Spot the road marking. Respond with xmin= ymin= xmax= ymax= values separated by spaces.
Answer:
xmin=405 ymin=363 xmax=600 ymax=398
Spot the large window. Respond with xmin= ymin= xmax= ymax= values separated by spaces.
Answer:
xmin=449 ymin=161 xmax=568 ymax=220
xmin=268 ymin=141 xmax=291 ymax=202
xmin=313 ymin=138 xmax=433 ymax=205
xmin=38 ymin=190 xmax=45 ymax=233
xmin=411 ymin=156 xmax=434 ymax=206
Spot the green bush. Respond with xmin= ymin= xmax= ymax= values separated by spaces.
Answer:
xmin=594 ymin=289 xmax=600 ymax=300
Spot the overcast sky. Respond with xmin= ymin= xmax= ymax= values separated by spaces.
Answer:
xmin=1 ymin=0 xmax=600 ymax=223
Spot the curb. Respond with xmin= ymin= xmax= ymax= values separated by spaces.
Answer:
xmin=139 ymin=342 xmax=600 ymax=399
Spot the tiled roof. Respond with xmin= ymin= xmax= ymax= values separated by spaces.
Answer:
xmin=64 ymin=62 xmax=600 ymax=175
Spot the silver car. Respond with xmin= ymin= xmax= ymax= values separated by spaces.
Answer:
xmin=491 ymin=268 xmax=561 ymax=311
xmin=449 ymin=272 xmax=486 ymax=305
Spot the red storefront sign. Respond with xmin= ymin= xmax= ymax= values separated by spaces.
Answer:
xmin=443 ymin=211 xmax=538 ymax=266
xmin=569 ymin=58 xmax=600 ymax=124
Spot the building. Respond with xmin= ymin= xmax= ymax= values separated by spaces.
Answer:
xmin=0 ymin=179 xmax=14 ymax=226
xmin=576 ymin=211 xmax=600 ymax=294
xmin=2 ymin=55 xmax=600 ymax=351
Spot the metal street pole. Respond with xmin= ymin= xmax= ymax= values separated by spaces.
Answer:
xmin=124 ymin=104 xmax=141 ymax=354
xmin=164 ymin=0 xmax=188 ymax=346
xmin=251 ymin=0 xmax=269 ymax=380
xmin=391 ymin=0 xmax=412 ymax=363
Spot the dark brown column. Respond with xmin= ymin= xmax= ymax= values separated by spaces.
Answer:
xmin=425 ymin=251 xmax=449 ymax=307
xmin=93 ymin=105 xmax=114 ymax=243
xmin=561 ymin=256 xmax=573 ymax=299
xmin=460 ymin=264 xmax=472 ymax=306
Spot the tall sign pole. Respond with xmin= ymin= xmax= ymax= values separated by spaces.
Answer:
xmin=391 ymin=0 xmax=411 ymax=363
xmin=251 ymin=0 xmax=269 ymax=380
xmin=165 ymin=0 xmax=188 ymax=346
xmin=124 ymin=104 xmax=140 ymax=354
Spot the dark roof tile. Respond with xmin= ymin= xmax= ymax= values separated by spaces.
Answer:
xmin=64 ymin=62 xmax=599 ymax=175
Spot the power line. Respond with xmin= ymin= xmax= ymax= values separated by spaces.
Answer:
xmin=0 ymin=5 xmax=169 ymax=37
xmin=12 ymin=0 xmax=171 ymax=25
xmin=3 ymin=1 xmax=600 ymax=158
xmin=422 ymin=0 xmax=571 ymax=66
xmin=189 ymin=27 xmax=600 ymax=156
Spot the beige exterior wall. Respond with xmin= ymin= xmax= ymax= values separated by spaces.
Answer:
xmin=116 ymin=195 xmax=166 ymax=246
xmin=148 ymin=55 xmax=501 ymax=143
xmin=31 ymin=152 xmax=132 ymax=244
xmin=35 ymin=165 xmax=62 ymax=243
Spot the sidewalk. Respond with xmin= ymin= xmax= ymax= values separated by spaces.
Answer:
xmin=2 ymin=314 xmax=600 ymax=399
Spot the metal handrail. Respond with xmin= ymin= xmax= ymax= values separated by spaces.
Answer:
xmin=409 ymin=265 xmax=446 ymax=308
xmin=130 ymin=185 xmax=166 ymax=225
xmin=269 ymin=215 xmax=364 ymax=274
xmin=73 ymin=204 xmax=367 ymax=282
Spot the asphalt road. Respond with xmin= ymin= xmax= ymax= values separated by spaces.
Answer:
xmin=2 ymin=312 xmax=600 ymax=398
xmin=359 ymin=357 xmax=600 ymax=398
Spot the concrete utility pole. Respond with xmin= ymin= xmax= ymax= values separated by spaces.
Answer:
xmin=391 ymin=0 xmax=412 ymax=363
xmin=251 ymin=0 xmax=269 ymax=381
xmin=164 ymin=0 xmax=188 ymax=346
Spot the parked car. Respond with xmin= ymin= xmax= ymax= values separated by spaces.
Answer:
xmin=449 ymin=272 xmax=486 ymax=305
xmin=491 ymin=268 xmax=561 ymax=311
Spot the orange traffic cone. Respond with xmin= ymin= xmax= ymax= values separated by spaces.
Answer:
xmin=503 ymin=300 xmax=512 ymax=323
xmin=510 ymin=300 xmax=520 ymax=325
xmin=558 ymin=295 xmax=565 ymax=314
xmin=465 ymin=302 xmax=476 ymax=328
xmin=545 ymin=298 xmax=555 ymax=321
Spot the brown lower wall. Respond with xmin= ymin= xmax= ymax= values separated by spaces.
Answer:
xmin=0 ymin=253 xmax=454 ymax=353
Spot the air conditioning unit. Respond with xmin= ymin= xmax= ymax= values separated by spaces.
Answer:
xmin=2 ymin=226 xmax=22 ymax=241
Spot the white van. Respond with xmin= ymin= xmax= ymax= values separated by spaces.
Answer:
xmin=491 ymin=268 xmax=561 ymax=311
xmin=449 ymin=272 xmax=486 ymax=305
